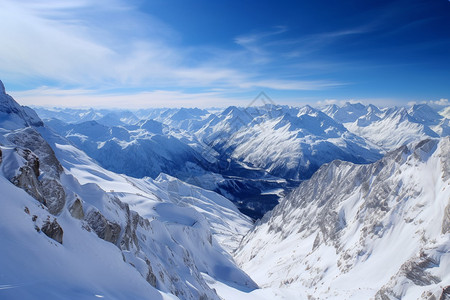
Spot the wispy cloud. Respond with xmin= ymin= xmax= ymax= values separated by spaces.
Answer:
xmin=407 ymin=98 xmax=449 ymax=108
xmin=0 ymin=0 xmax=348 ymax=107
xmin=10 ymin=87 xmax=248 ymax=109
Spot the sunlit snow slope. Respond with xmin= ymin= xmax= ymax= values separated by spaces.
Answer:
xmin=236 ymin=138 xmax=450 ymax=299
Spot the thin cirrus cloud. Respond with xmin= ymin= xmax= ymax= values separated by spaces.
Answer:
xmin=0 ymin=1 xmax=340 ymax=96
xmin=9 ymin=87 xmax=248 ymax=109
xmin=0 ymin=0 xmax=346 ymax=107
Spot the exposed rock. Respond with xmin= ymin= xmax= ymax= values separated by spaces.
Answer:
xmin=440 ymin=286 xmax=450 ymax=300
xmin=115 ymin=198 xmax=140 ymax=251
xmin=12 ymin=164 xmax=46 ymax=205
xmin=440 ymin=138 xmax=450 ymax=181
xmin=6 ymin=128 xmax=63 ymax=176
xmin=0 ymin=147 xmax=2 ymax=165
xmin=41 ymin=218 xmax=63 ymax=244
xmin=41 ymin=178 xmax=66 ymax=215
xmin=443 ymin=201 xmax=450 ymax=234
xmin=375 ymin=253 xmax=441 ymax=299
xmin=6 ymin=128 xmax=66 ymax=215
xmin=0 ymin=80 xmax=44 ymax=128
xmin=69 ymin=198 xmax=84 ymax=220
xmin=145 ymin=259 xmax=157 ymax=288
xmin=85 ymin=210 xmax=121 ymax=244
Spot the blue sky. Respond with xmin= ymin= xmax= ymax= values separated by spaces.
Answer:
xmin=0 ymin=0 xmax=449 ymax=108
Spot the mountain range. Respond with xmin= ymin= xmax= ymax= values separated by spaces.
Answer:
xmin=1 ymin=80 xmax=449 ymax=299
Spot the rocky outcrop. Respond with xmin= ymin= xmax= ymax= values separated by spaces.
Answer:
xmin=376 ymin=252 xmax=441 ymax=299
xmin=41 ymin=179 xmax=66 ymax=215
xmin=440 ymin=286 xmax=450 ymax=300
xmin=85 ymin=210 xmax=121 ymax=244
xmin=6 ymin=128 xmax=66 ymax=215
xmin=145 ymin=258 xmax=157 ymax=288
xmin=11 ymin=148 xmax=46 ymax=205
xmin=41 ymin=218 xmax=63 ymax=244
xmin=443 ymin=202 xmax=450 ymax=235
xmin=0 ymin=79 xmax=44 ymax=129
xmin=113 ymin=198 xmax=141 ymax=251
xmin=69 ymin=198 xmax=84 ymax=220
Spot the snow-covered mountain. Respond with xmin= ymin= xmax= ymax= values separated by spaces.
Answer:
xmin=323 ymin=102 xmax=450 ymax=151
xmin=235 ymin=137 xmax=450 ymax=299
xmin=2 ymin=78 xmax=450 ymax=300
xmin=46 ymin=118 xmax=213 ymax=180
xmin=0 ymin=81 xmax=43 ymax=130
xmin=44 ymin=116 xmax=289 ymax=219
xmin=216 ymin=105 xmax=383 ymax=181
xmin=0 ymin=81 xmax=257 ymax=299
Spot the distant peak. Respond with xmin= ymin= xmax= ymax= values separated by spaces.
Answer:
xmin=298 ymin=105 xmax=317 ymax=115
xmin=0 ymin=80 xmax=5 ymax=94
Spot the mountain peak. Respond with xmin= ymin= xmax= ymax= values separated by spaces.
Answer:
xmin=0 ymin=79 xmax=43 ymax=129
xmin=0 ymin=80 xmax=5 ymax=94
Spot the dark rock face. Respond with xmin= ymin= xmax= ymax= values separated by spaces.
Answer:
xmin=41 ymin=219 xmax=63 ymax=244
xmin=113 ymin=198 xmax=141 ymax=251
xmin=0 ymin=80 xmax=44 ymax=128
xmin=145 ymin=259 xmax=157 ymax=288
xmin=6 ymin=128 xmax=66 ymax=215
xmin=69 ymin=198 xmax=84 ymax=220
xmin=41 ymin=179 xmax=66 ymax=215
xmin=440 ymin=286 xmax=450 ymax=300
xmin=85 ymin=210 xmax=121 ymax=244
xmin=443 ymin=202 xmax=450 ymax=235
xmin=11 ymin=149 xmax=46 ymax=205
xmin=375 ymin=253 xmax=441 ymax=299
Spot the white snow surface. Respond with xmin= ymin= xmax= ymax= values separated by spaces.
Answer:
xmin=0 ymin=84 xmax=258 ymax=300
xmin=235 ymin=137 xmax=450 ymax=299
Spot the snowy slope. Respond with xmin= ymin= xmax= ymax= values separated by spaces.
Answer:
xmin=345 ymin=107 xmax=440 ymax=150
xmin=324 ymin=103 xmax=449 ymax=151
xmin=44 ymin=118 xmax=214 ymax=180
xmin=39 ymin=127 xmax=253 ymax=253
xmin=0 ymin=81 xmax=257 ymax=299
xmin=0 ymin=172 xmax=176 ymax=300
xmin=235 ymin=137 xmax=450 ymax=299
xmin=41 ymin=103 xmax=385 ymax=219
xmin=218 ymin=105 xmax=382 ymax=180
xmin=0 ymin=128 xmax=228 ymax=299
xmin=43 ymin=110 xmax=290 ymax=219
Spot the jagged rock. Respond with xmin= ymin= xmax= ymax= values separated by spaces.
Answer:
xmin=145 ymin=259 xmax=157 ymax=288
xmin=41 ymin=178 xmax=66 ymax=215
xmin=443 ymin=202 xmax=450 ymax=234
xmin=0 ymin=147 xmax=2 ymax=165
xmin=375 ymin=253 xmax=441 ymax=299
xmin=5 ymin=128 xmax=63 ymax=178
xmin=112 ymin=198 xmax=140 ymax=251
xmin=85 ymin=210 xmax=121 ymax=244
xmin=440 ymin=286 xmax=450 ymax=300
xmin=6 ymin=129 xmax=66 ymax=215
xmin=0 ymin=80 xmax=44 ymax=129
xmin=9 ymin=148 xmax=45 ymax=204
xmin=41 ymin=218 xmax=63 ymax=244
xmin=12 ymin=165 xmax=46 ymax=205
xmin=69 ymin=198 xmax=84 ymax=220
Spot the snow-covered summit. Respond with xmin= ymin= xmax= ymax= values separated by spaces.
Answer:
xmin=0 ymin=79 xmax=5 ymax=94
xmin=0 ymin=80 xmax=43 ymax=129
